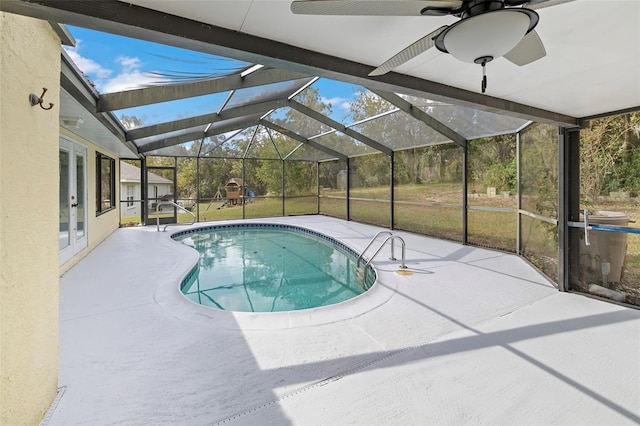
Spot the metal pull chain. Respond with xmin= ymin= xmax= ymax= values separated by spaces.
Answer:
xmin=474 ymin=56 xmax=492 ymax=94
xmin=481 ymin=62 xmax=487 ymax=94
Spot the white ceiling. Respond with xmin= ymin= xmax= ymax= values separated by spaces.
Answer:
xmin=60 ymin=89 xmax=138 ymax=158
xmin=126 ymin=0 xmax=640 ymax=119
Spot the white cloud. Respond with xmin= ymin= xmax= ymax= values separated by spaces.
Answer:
xmin=64 ymin=41 xmax=112 ymax=81
xmin=64 ymin=42 xmax=170 ymax=93
xmin=322 ymin=96 xmax=353 ymax=114
xmin=116 ymin=56 xmax=141 ymax=72
xmin=101 ymin=70 xmax=163 ymax=94
xmin=101 ymin=55 xmax=172 ymax=93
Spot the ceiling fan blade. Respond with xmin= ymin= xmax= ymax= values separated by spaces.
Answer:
xmin=503 ymin=29 xmax=546 ymax=66
xmin=369 ymin=25 xmax=447 ymax=76
xmin=524 ymin=0 xmax=575 ymax=10
xmin=291 ymin=1 xmax=462 ymax=16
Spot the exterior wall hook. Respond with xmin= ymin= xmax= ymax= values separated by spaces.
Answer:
xmin=29 ymin=87 xmax=54 ymax=110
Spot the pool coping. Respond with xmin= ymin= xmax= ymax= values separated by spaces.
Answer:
xmin=153 ymin=220 xmax=398 ymax=330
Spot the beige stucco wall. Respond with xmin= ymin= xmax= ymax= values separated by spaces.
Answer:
xmin=0 ymin=13 xmax=61 ymax=425
xmin=59 ymin=128 xmax=121 ymax=274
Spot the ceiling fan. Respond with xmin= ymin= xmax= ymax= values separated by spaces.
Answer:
xmin=291 ymin=0 xmax=573 ymax=93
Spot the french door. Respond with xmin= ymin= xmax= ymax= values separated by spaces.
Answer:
xmin=59 ymin=137 xmax=88 ymax=265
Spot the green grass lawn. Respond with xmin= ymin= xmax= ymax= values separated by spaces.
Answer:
xmin=194 ymin=196 xmax=319 ymax=221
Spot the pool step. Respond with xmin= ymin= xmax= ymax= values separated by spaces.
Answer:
xmin=357 ymin=232 xmax=408 ymax=288
xmin=356 ymin=266 xmax=365 ymax=288
xmin=356 ymin=265 xmax=374 ymax=290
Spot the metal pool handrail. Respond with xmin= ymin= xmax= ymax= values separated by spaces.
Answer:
xmin=357 ymin=231 xmax=394 ymax=266
xmin=356 ymin=234 xmax=408 ymax=290
xmin=156 ymin=201 xmax=196 ymax=232
xmin=361 ymin=235 xmax=408 ymax=271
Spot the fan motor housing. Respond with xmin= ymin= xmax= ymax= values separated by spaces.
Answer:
xmin=462 ymin=0 xmax=507 ymax=18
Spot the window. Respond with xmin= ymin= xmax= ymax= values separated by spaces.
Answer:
xmin=96 ymin=152 xmax=115 ymax=214
xmin=126 ymin=185 xmax=134 ymax=208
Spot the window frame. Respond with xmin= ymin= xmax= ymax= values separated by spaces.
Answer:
xmin=126 ymin=184 xmax=135 ymax=208
xmin=96 ymin=151 xmax=116 ymax=215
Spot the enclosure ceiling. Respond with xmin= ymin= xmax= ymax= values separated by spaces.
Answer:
xmin=19 ymin=0 xmax=640 ymax=161
xmin=4 ymin=0 xmax=639 ymax=135
xmin=56 ymin=28 xmax=537 ymax=162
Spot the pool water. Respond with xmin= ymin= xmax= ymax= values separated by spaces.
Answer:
xmin=174 ymin=225 xmax=374 ymax=312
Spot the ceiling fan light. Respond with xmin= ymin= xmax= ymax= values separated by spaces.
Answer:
xmin=437 ymin=9 xmax=538 ymax=63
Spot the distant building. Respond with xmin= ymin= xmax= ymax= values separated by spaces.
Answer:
xmin=120 ymin=161 xmax=173 ymax=218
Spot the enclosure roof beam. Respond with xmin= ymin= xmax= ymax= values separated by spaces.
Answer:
xmin=260 ymin=121 xmax=347 ymax=161
xmin=579 ymin=105 xmax=640 ymax=123
xmin=0 ymin=0 xmax=578 ymax=127
xmin=367 ymin=89 xmax=468 ymax=147
xmin=127 ymin=98 xmax=289 ymax=141
xmin=50 ymin=21 xmax=75 ymax=46
xmin=287 ymin=100 xmax=393 ymax=156
xmin=138 ymin=116 xmax=261 ymax=153
xmin=97 ymin=68 xmax=310 ymax=112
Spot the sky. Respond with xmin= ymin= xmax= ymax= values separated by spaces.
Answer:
xmin=64 ymin=26 xmax=358 ymax=126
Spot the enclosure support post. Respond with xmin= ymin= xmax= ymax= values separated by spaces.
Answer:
xmin=281 ymin=160 xmax=285 ymax=216
xmin=241 ymin=158 xmax=246 ymax=220
xmin=558 ymin=126 xmax=581 ymax=292
xmin=174 ymin=157 xmax=178 ymax=222
xmin=196 ymin=156 xmax=200 ymax=222
xmin=390 ymin=153 xmax=394 ymax=230
xmin=316 ymin=161 xmax=320 ymax=215
xmin=516 ymin=132 xmax=521 ymax=255
xmin=346 ymin=158 xmax=351 ymax=221
xmin=141 ymin=157 xmax=147 ymax=225
xmin=462 ymin=144 xmax=468 ymax=245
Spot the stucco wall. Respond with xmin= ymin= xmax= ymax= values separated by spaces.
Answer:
xmin=59 ymin=128 xmax=121 ymax=274
xmin=0 ymin=13 xmax=61 ymax=425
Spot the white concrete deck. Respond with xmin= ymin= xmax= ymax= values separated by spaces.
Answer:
xmin=53 ymin=216 xmax=640 ymax=425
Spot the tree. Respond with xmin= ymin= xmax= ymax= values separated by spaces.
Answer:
xmin=581 ymin=112 xmax=640 ymax=201
xmin=319 ymin=160 xmax=346 ymax=190
xmin=177 ymin=158 xmax=197 ymax=199
xmin=520 ymin=123 xmax=557 ymax=216
xmin=119 ymin=114 xmax=144 ymax=130
xmin=346 ymin=89 xmax=466 ymax=188
xmin=256 ymin=87 xmax=334 ymax=194
xmin=285 ymin=86 xmax=334 ymax=135
xmin=198 ymin=157 xmax=236 ymax=199
xmin=468 ymin=134 xmax=516 ymax=193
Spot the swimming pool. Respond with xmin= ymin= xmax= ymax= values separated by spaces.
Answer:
xmin=172 ymin=224 xmax=376 ymax=312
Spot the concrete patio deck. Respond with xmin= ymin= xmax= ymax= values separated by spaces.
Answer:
xmin=51 ymin=216 xmax=640 ymax=425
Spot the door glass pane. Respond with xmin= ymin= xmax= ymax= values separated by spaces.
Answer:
xmin=76 ymin=153 xmax=85 ymax=239
xmin=59 ymin=149 xmax=70 ymax=250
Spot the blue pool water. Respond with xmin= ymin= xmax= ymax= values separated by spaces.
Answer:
xmin=173 ymin=224 xmax=375 ymax=312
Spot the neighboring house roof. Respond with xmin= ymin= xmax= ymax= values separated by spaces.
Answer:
xmin=120 ymin=161 xmax=173 ymax=185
